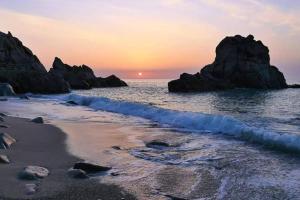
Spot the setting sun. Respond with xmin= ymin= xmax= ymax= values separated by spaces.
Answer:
xmin=138 ymin=72 xmax=142 ymax=76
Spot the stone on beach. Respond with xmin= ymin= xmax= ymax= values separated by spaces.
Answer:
xmin=0 ymin=132 xmax=16 ymax=149
xmin=67 ymin=168 xmax=88 ymax=179
xmin=0 ymin=125 xmax=8 ymax=128
xmin=19 ymin=166 xmax=50 ymax=180
xmin=0 ymin=83 xmax=16 ymax=96
xmin=31 ymin=117 xmax=44 ymax=124
xmin=66 ymin=100 xmax=78 ymax=105
xmin=0 ymin=116 xmax=4 ymax=122
xmin=25 ymin=183 xmax=38 ymax=195
xmin=73 ymin=162 xmax=112 ymax=174
xmin=0 ymin=113 xmax=7 ymax=116
xmin=0 ymin=154 xmax=10 ymax=164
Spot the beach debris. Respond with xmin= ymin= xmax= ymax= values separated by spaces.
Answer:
xmin=146 ymin=140 xmax=170 ymax=149
xmin=19 ymin=166 xmax=50 ymax=180
xmin=67 ymin=168 xmax=88 ymax=179
xmin=0 ymin=132 xmax=16 ymax=149
xmin=73 ymin=162 xmax=112 ymax=174
xmin=0 ymin=155 xmax=10 ymax=164
xmin=66 ymin=100 xmax=78 ymax=105
xmin=25 ymin=183 xmax=38 ymax=195
xmin=31 ymin=117 xmax=44 ymax=124
xmin=111 ymin=146 xmax=121 ymax=150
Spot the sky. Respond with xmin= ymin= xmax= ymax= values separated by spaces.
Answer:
xmin=0 ymin=0 xmax=299 ymax=82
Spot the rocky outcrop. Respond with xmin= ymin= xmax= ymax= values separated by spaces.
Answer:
xmin=168 ymin=35 xmax=288 ymax=92
xmin=0 ymin=31 xmax=70 ymax=94
xmin=0 ymin=83 xmax=15 ymax=96
xmin=49 ymin=57 xmax=128 ymax=89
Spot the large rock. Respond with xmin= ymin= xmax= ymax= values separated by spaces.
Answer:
xmin=0 ymin=83 xmax=16 ymax=96
xmin=169 ymin=35 xmax=288 ymax=92
xmin=0 ymin=31 xmax=70 ymax=94
xmin=0 ymin=132 xmax=16 ymax=149
xmin=49 ymin=57 xmax=128 ymax=89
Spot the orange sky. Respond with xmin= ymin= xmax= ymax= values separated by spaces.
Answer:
xmin=1 ymin=0 xmax=300 ymax=81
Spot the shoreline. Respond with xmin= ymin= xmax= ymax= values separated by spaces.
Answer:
xmin=0 ymin=115 xmax=136 ymax=200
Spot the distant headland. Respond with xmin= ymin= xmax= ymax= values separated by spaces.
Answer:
xmin=0 ymin=31 xmax=127 ymax=94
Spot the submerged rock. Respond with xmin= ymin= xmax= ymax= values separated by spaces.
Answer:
xmin=19 ymin=166 xmax=50 ymax=180
xmin=31 ymin=117 xmax=44 ymax=124
xmin=49 ymin=57 xmax=128 ymax=89
xmin=169 ymin=35 xmax=288 ymax=92
xmin=0 ymin=83 xmax=15 ymax=96
xmin=67 ymin=168 xmax=88 ymax=179
xmin=0 ymin=154 xmax=10 ymax=164
xmin=0 ymin=132 xmax=16 ymax=149
xmin=146 ymin=141 xmax=170 ymax=148
xmin=73 ymin=162 xmax=112 ymax=174
xmin=0 ymin=31 xmax=70 ymax=94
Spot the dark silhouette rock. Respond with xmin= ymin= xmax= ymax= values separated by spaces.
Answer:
xmin=289 ymin=84 xmax=300 ymax=88
xmin=73 ymin=162 xmax=112 ymax=174
xmin=0 ymin=132 xmax=16 ymax=149
xmin=18 ymin=166 xmax=50 ymax=180
xmin=0 ymin=31 xmax=70 ymax=94
xmin=66 ymin=100 xmax=78 ymax=105
xmin=49 ymin=57 xmax=128 ymax=89
xmin=169 ymin=35 xmax=288 ymax=92
xmin=31 ymin=117 xmax=44 ymax=124
xmin=0 ymin=83 xmax=16 ymax=96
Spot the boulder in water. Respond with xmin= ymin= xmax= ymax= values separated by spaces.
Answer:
xmin=19 ymin=166 xmax=50 ymax=180
xmin=31 ymin=117 xmax=44 ymax=124
xmin=168 ymin=35 xmax=288 ymax=92
xmin=67 ymin=168 xmax=88 ymax=179
xmin=0 ymin=132 xmax=16 ymax=149
xmin=0 ymin=83 xmax=15 ymax=96
xmin=73 ymin=162 xmax=112 ymax=174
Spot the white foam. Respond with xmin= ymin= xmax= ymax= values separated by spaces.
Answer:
xmin=41 ymin=93 xmax=300 ymax=152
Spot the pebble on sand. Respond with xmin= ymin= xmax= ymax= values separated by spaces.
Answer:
xmin=19 ymin=166 xmax=50 ymax=180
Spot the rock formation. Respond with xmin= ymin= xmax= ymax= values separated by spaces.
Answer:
xmin=49 ymin=57 xmax=128 ymax=89
xmin=0 ymin=31 xmax=70 ymax=94
xmin=0 ymin=83 xmax=15 ymax=96
xmin=168 ymin=35 xmax=288 ymax=92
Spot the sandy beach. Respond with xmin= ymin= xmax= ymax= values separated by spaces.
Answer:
xmin=0 ymin=115 xmax=136 ymax=200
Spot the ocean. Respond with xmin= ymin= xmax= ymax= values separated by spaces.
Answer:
xmin=1 ymin=79 xmax=300 ymax=199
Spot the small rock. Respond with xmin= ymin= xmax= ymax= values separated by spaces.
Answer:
xmin=110 ymin=172 xmax=120 ymax=176
xmin=165 ymin=194 xmax=187 ymax=200
xmin=0 ymin=155 xmax=10 ymax=164
xmin=66 ymin=100 xmax=78 ymax=105
xmin=25 ymin=183 xmax=37 ymax=195
xmin=19 ymin=166 xmax=50 ymax=180
xmin=73 ymin=162 xmax=112 ymax=174
xmin=0 ymin=125 xmax=8 ymax=128
xmin=111 ymin=146 xmax=121 ymax=150
xmin=67 ymin=169 xmax=88 ymax=179
xmin=146 ymin=140 xmax=170 ymax=148
xmin=0 ymin=132 xmax=16 ymax=149
xmin=19 ymin=95 xmax=30 ymax=100
xmin=31 ymin=117 xmax=44 ymax=124
xmin=0 ymin=116 xmax=4 ymax=122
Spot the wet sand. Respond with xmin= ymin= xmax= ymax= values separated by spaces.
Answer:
xmin=0 ymin=115 xmax=136 ymax=200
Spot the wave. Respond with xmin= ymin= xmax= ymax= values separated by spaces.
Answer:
xmin=43 ymin=93 xmax=300 ymax=152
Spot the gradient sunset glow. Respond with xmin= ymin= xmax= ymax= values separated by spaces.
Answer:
xmin=1 ymin=0 xmax=299 ymax=81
